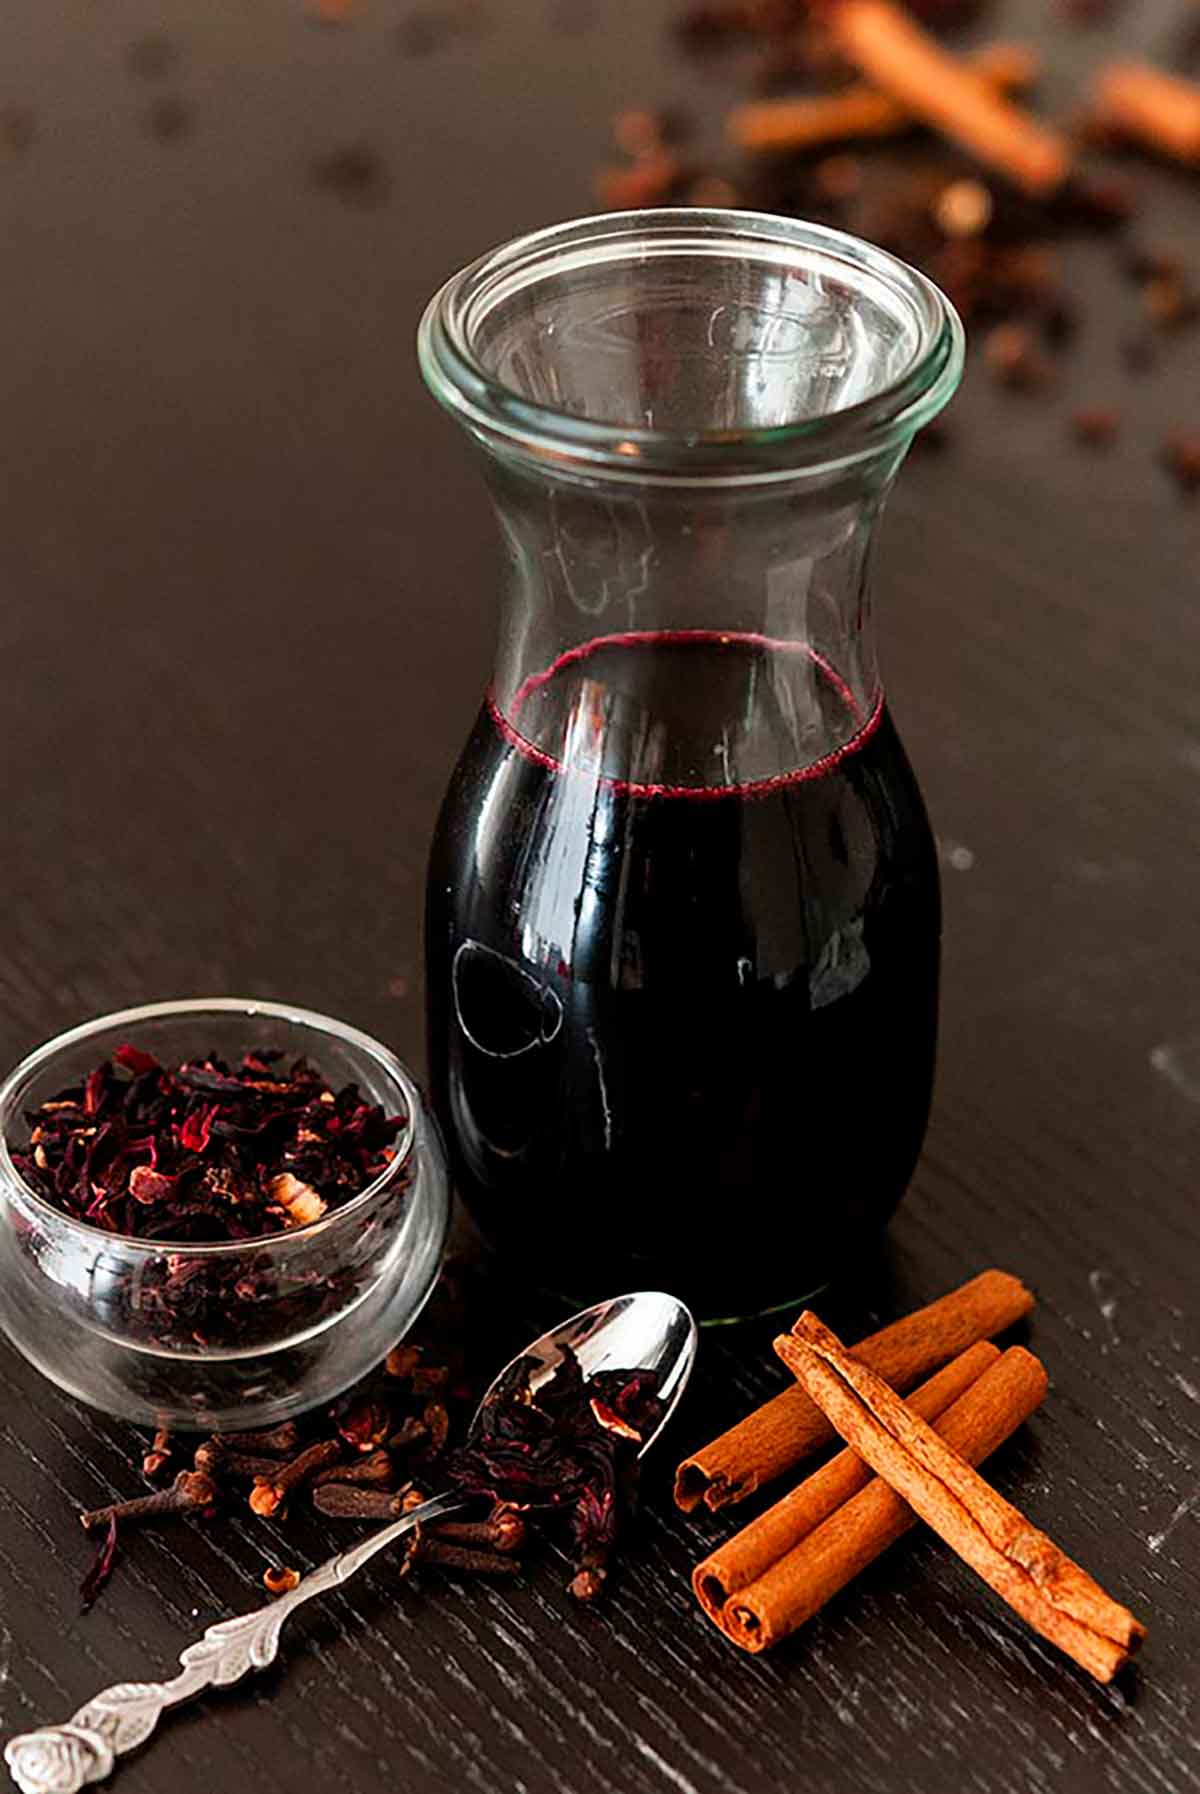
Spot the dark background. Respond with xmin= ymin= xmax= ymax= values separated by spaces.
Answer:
xmin=1 ymin=2 xmax=1198 ymax=1791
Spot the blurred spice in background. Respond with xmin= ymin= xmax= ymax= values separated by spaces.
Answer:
xmin=595 ymin=0 xmax=1200 ymax=484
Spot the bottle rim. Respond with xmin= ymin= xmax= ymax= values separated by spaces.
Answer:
xmin=418 ymin=208 xmax=964 ymax=487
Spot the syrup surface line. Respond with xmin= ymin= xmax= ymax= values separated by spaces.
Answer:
xmin=494 ymin=629 xmax=882 ymax=801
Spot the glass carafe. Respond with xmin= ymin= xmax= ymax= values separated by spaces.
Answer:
xmin=419 ymin=210 xmax=963 ymax=1321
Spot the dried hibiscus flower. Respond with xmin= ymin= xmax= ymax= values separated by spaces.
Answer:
xmin=12 ymin=1045 xmax=404 ymax=1243
xmin=444 ymin=1347 xmax=664 ymax=1600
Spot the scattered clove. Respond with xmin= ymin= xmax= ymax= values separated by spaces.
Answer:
xmin=218 ymin=1419 xmax=301 ymax=1456
xmin=250 ymin=1439 xmax=344 ymax=1517
xmin=429 ymin=1506 xmax=526 ymax=1554
xmin=311 ymin=1449 xmax=396 ymax=1491
xmin=81 ymin=1471 xmax=217 ymax=1534
xmin=414 ymin=1538 xmax=522 ymax=1578
xmin=194 ymin=1440 xmax=288 ymax=1482
xmin=312 ymin=1484 xmax=409 ymax=1520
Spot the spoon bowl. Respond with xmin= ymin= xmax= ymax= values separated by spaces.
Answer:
xmin=474 ymin=1289 xmax=699 ymax=1457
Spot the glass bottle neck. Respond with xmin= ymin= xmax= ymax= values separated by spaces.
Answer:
xmin=482 ymin=452 xmax=900 ymax=793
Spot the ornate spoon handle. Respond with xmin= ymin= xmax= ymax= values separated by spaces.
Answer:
xmin=4 ymin=1490 xmax=465 ymax=1794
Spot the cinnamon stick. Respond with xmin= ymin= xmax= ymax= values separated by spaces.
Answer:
xmin=778 ymin=1314 xmax=1146 ymax=1682
xmin=719 ymin=1346 xmax=1047 ymax=1652
xmin=1091 ymin=61 xmax=1200 ymax=166
xmin=828 ymin=0 xmax=1070 ymax=196
xmin=729 ymin=41 xmax=1039 ymax=153
xmin=674 ymin=1269 xmax=1033 ymax=1512
xmin=693 ymin=1340 xmax=999 ymax=1620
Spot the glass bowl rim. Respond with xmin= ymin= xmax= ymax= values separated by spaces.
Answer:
xmin=0 ymin=996 xmax=424 ymax=1258
xmin=418 ymin=207 xmax=965 ymax=485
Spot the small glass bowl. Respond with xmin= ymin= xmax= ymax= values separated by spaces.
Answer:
xmin=0 ymin=998 xmax=450 ymax=1430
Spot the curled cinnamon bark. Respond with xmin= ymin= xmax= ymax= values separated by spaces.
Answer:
xmin=778 ymin=1313 xmax=1146 ymax=1682
xmin=1091 ymin=61 xmax=1200 ymax=165
xmin=729 ymin=40 xmax=1039 ymax=153
xmin=717 ymin=1347 xmax=1047 ymax=1652
xmin=692 ymin=1341 xmax=999 ymax=1621
xmin=828 ymin=0 xmax=1070 ymax=195
xmin=675 ymin=1269 xmax=1033 ymax=1512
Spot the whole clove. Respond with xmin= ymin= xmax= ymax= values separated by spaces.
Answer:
xmin=80 ymin=1470 xmax=217 ymax=1534
xmin=311 ymin=1448 xmax=396 ymax=1491
xmin=219 ymin=1418 xmax=301 ymax=1456
xmin=429 ymin=1506 xmax=526 ymax=1554
xmin=414 ymin=1538 xmax=522 ymax=1578
xmin=195 ymin=1440 xmax=288 ymax=1481
xmin=312 ymin=1484 xmax=408 ymax=1520
xmin=250 ymin=1438 xmax=344 ymax=1517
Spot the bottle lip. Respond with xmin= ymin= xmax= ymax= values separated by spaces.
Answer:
xmin=418 ymin=208 xmax=964 ymax=487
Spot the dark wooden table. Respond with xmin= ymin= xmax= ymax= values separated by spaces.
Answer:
xmin=2 ymin=2 xmax=1198 ymax=1790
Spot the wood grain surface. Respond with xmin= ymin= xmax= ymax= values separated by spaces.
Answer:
xmin=1 ymin=2 xmax=1198 ymax=1791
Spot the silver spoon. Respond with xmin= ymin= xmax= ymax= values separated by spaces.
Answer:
xmin=5 ymin=1290 xmax=697 ymax=1794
